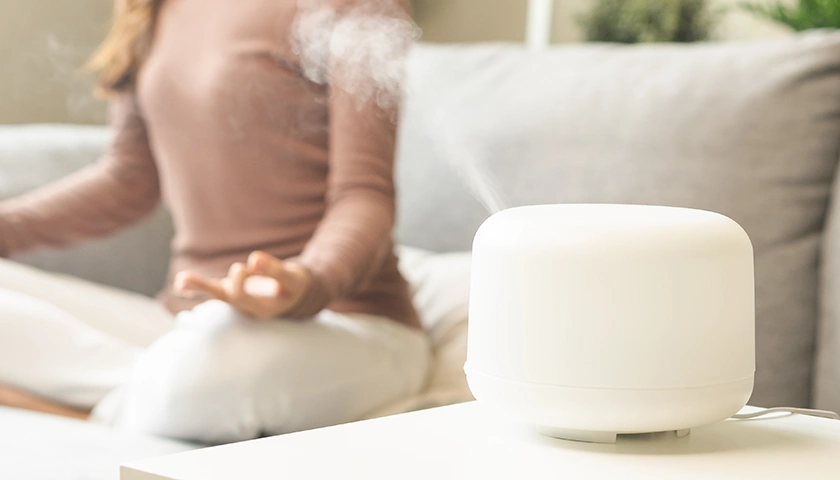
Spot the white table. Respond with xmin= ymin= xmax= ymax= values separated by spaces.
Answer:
xmin=122 ymin=402 xmax=840 ymax=479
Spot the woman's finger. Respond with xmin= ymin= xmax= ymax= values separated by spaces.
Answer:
xmin=247 ymin=251 xmax=286 ymax=278
xmin=244 ymin=275 xmax=282 ymax=298
xmin=174 ymin=271 xmax=228 ymax=301
xmin=248 ymin=251 xmax=303 ymax=290
xmin=224 ymin=262 xmax=249 ymax=301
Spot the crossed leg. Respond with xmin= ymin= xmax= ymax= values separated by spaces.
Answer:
xmin=0 ymin=384 xmax=90 ymax=420
xmin=0 ymin=258 xmax=175 ymax=420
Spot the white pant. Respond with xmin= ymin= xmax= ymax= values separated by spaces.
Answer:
xmin=0 ymin=258 xmax=430 ymax=443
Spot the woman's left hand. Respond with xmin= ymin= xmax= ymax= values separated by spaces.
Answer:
xmin=173 ymin=251 xmax=312 ymax=320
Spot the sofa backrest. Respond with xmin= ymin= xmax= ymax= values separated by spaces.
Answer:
xmin=394 ymin=33 xmax=840 ymax=409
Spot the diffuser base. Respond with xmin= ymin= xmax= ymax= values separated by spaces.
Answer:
xmin=465 ymin=368 xmax=754 ymax=434
xmin=536 ymin=426 xmax=691 ymax=444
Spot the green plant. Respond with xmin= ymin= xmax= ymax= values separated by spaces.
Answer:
xmin=578 ymin=0 xmax=716 ymax=43
xmin=740 ymin=0 xmax=840 ymax=31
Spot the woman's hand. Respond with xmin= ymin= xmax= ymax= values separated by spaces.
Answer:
xmin=174 ymin=251 xmax=312 ymax=320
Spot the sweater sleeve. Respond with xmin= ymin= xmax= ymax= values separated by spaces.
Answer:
xmin=285 ymin=0 xmax=414 ymax=317
xmin=0 ymin=94 xmax=161 ymax=257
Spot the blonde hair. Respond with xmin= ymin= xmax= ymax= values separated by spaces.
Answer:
xmin=86 ymin=0 xmax=163 ymax=97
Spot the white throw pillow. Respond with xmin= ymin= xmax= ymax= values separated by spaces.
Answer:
xmin=398 ymin=246 xmax=471 ymax=345
xmin=363 ymin=246 xmax=474 ymax=418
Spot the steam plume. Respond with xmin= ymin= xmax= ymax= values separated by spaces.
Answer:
xmin=292 ymin=0 xmax=506 ymax=214
xmin=45 ymin=34 xmax=106 ymax=123
xmin=291 ymin=0 xmax=420 ymax=113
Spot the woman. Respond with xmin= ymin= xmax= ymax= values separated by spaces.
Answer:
xmin=0 ymin=0 xmax=428 ymax=443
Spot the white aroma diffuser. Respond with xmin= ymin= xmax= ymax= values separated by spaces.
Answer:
xmin=465 ymin=204 xmax=755 ymax=443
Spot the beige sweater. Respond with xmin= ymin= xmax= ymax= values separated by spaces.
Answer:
xmin=0 ymin=0 xmax=420 ymax=328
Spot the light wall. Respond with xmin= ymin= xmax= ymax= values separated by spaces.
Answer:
xmin=0 ymin=0 xmax=793 ymax=125
xmin=0 ymin=0 xmax=111 ymax=125
xmin=414 ymin=0 xmax=792 ymax=43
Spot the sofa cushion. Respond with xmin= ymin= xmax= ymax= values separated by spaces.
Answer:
xmin=394 ymin=33 xmax=840 ymax=408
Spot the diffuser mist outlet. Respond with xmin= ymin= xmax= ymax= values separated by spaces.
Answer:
xmin=464 ymin=204 xmax=755 ymax=443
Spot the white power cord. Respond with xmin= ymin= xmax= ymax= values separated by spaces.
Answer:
xmin=731 ymin=407 xmax=840 ymax=421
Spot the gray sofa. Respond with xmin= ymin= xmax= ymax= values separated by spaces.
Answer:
xmin=1 ymin=33 xmax=840 ymax=478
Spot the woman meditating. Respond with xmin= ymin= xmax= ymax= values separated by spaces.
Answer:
xmin=0 ymin=0 xmax=428 ymax=443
